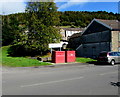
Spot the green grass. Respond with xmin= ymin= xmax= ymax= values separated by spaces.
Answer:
xmin=76 ymin=57 xmax=97 ymax=63
xmin=1 ymin=46 xmax=52 ymax=67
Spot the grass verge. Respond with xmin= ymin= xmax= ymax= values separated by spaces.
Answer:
xmin=2 ymin=46 xmax=52 ymax=67
xmin=76 ymin=57 xmax=97 ymax=63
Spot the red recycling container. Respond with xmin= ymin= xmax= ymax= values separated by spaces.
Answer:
xmin=65 ymin=51 xmax=76 ymax=62
xmin=52 ymin=51 xmax=65 ymax=63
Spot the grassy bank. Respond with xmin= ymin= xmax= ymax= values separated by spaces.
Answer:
xmin=76 ymin=57 xmax=97 ymax=63
xmin=2 ymin=46 xmax=52 ymax=67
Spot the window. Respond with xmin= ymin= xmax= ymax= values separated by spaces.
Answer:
xmin=109 ymin=52 xmax=114 ymax=56
xmin=110 ymin=52 xmax=120 ymax=56
xmin=114 ymin=52 xmax=118 ymax=56
xmin=117 ymin=52 xmax=120 ymax=56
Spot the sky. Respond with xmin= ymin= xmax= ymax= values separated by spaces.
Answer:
xmin=0 ymin=0 xmax=120 ymax=15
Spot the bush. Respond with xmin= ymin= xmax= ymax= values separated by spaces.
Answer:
xmin=8 ymin=44 xmax=50 ymax=57
xmin=8 ymin=44 xmax=26 ymax=57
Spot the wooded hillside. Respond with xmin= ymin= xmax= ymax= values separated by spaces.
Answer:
xmin=2 ymin=11 xmax=120 ymax=55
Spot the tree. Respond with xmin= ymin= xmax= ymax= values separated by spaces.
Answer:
xmin=11 ymin=2 xmax=61 ymax=56
xmin=0 ymin=15 xmax=2 ymax=47
xmin=2 ymin=15 xmax=19 ymax=46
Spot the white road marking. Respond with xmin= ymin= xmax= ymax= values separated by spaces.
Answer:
xmin=99 ymin=71 xmax=117 ymax=76
xmin=20 ymin=76 xmax=84 ymax=88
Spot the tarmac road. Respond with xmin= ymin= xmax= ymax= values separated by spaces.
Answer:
xmin=2 ymin=63 xmax=119 ymax=95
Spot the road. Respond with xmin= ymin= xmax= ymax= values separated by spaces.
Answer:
xmin=2 ymin=63 xmax=119 ymax=95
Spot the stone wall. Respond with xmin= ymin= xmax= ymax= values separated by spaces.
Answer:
xmin=111 ymin=31 xmax=119 ymax=51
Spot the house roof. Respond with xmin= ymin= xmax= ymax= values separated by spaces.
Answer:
xmin=60 ymin=27 xmax=85 ymax=31
xmin=69 ymin=33 xmax=82 ymax=39
xmin=83 ymin=18 xmax=120 ymax=35
xmin=95 ymin=19 xmax=120 ymax=30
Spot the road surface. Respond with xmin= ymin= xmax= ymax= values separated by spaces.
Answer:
xmin=2 ymin=63 xmax=119 ymax=95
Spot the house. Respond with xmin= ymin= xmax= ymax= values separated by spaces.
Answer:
xmin=76 ymin=19 xmax=120 ymax=58
xmin=60 ymin=27 xmax=84 ymax=41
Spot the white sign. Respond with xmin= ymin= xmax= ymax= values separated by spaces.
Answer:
xmin=49 ymin=42 xmax=68 ymax=48
xmin=49 ymin=43 xmax=62 ymax=48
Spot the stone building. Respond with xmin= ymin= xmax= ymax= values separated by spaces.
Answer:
xmin=76 ymin=19 xmax=120 ymax=58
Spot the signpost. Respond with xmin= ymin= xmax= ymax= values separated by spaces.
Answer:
xmin=49 ymin=43 xmax=62 ymax=48
xmin=49 ymin=42 xmax=68 ymax=54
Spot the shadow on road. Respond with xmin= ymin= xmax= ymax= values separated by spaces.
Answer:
xmin=87 ymin=61 xmax=112 ymax=66
xmin=111 ymin=82 xmax=120 ymax=87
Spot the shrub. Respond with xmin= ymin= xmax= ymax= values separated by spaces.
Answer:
xmin=8 ymin=44 xmax=26 ymax=57
xmin=8 ymin=44 xmax=50 ymax=57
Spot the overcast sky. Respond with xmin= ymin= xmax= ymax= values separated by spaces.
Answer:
xmin=0 ymin=0 xmax=119 ymax=15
